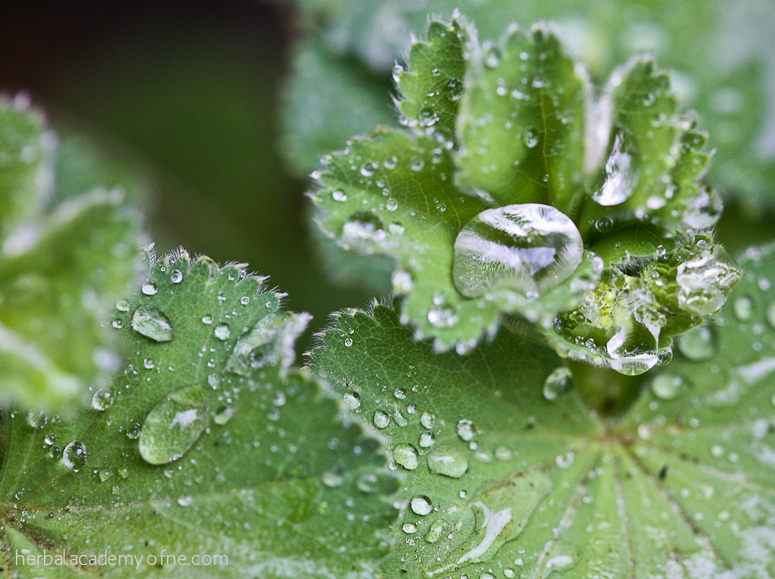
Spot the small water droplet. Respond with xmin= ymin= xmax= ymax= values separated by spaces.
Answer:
xmin=733 ymin=296 xmax=754 ymax=321
xmin=170 ymin=270 xmax=183 ymax=284
xmin=213 ymin=406 xmax=234 ymax=425
xmin=131 ymin=305 xmax=174 ymax=342
xmin=393 ymin=443 xmax=419 ymax=470
xmin=116 ymin=299 xmax=130 ymax=312
xmin=344 ymin=337 xmax=353 ymax=347
xmin=202 ymin=315 xmax=213 ymax=325
xmin=650 ymin=373 xmax=691 ymax=400
xmin=141 ymin=282 xmax=157 ymax=296
xmin=410 ymin=495 xmax=433 ymax=515
xmin=677 ymin=325 xmax=717 ymax=361
xmin=332 ymin=190 xmax=348 ymax=202
xmin=360 ymin=161 xmax=378 ymax=177
xmin=456 ymin=419 xmax=477 ymax=441
xmin=427 ymin=446 xmax=468 ymax=478
xmin=424 ymin=519 xmax=447 ymax=543
xmin=214 ymin=323 xmax=231 ymax=341
xmin=62 ymin=440 xmax=87 ymax=472
xmin=420 ymin=411 xmax=435 ymax=429
xmin=543 ymin=367 xmax=574 ymax=400
xmin=402 ymin=522 xmax=418 ymax=534
xmin=343 ymin=391 xmax=361 ymax=410
xmin=419 ymin=431 xmax=435 ymax=448
xmin=676 ymin=246 xmax=740 ymax=315
xmin=139 ymin=385 xmax=210 ymax=465
xmin=322 ymin=471 xmax=344 ymax=488
xmin=593 ymin=127 xmax=640 ymax=206
xmin=373 ymin=410 xmax=390 ymax=429
xmin=522 ymin=127 xmax=539 ymax=148
xmin=177 ymin=496 xmax=194 ymax=507
xmin=453 ymin=204 xmax=583 ymax=298
xmin=91 ymin=387 xmax=116 ymax=411
xmin=342 ymin=211 xmax=386 ymax=248
xmin=683 ymin=186 xmax=723 ymax=229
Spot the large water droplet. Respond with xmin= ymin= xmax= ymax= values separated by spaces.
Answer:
xmin=592 ymin=127 xmax=639 ymax=206
xmin=676 ymin=325 xmax=717 ymax=361
xmin=139 ymin=385 xmax=210 ymax=465
xmin=453 ymin=204 xmax=583 ymax=298
xmin=676 ymin=246 xmax=740 ymax=315
xmin=91 ymin=387 xmax=116 ymax=411
xmin=543 ymin=367 xmax=574 ymax=400
xmin=420 ymin=411 xmax=435 ymax=429
xmin=427 ymin=446 xmax=468 ymax=478
xmin=62 ymin=440 xmax=87 ymax=472
xmin=131 ymin=305 xmax=174 ymax=342
xmin=373 ymin=410 xmax=390 ymax=429
xmin=393 ymin=443 xmax=419 ymax=470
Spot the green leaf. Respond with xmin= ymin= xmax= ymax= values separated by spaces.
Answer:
xmin=0 ymin=251 xmax=398 ymax=578
xmin=313 ymin=274 xmax=775 ymax=576
xmin=457 ymin=25 xmax=588 ymax=215
xmin=285 ymin=0 xmax=775 ymax=209
xmin=280 ymin=38 xmax=396 ymax=176
xmin=312 ymin=128 xmax=498 ymax=351
xmin=397 ymin=17 xmax=469 ymax=138
xmin=0 ymin=98 xmax=143 ymax=410
xmin=310 ymin=17 xmax=738 ymax=369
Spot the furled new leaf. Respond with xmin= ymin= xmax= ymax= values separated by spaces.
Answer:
xmin=311 ymin=17 xmax=738 ymax=372
xmin=0 ymin=251 xmax=398 ymax=578
xmin=284 ymin=0 xmax=775 ymax=211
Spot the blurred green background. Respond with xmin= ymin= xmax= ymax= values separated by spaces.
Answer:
xmin=0 ymin=0 xmax=378 ymax=347
xmin=0 ymin=0 xmax=772 ymax=347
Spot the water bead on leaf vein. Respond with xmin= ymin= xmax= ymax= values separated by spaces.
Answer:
xmin=453 ymin=204 xmax=584 ymax=298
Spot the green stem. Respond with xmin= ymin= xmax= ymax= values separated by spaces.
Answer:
xmin=567 ymin=360 xmax=646 ymax=420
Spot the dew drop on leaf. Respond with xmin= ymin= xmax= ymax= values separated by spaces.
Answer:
xmin=522 ymin=127 xmax=539 ymax=148
xmin=427 ymin=446 xmax=468 ymax=478
xmin=141 ymin=282 xmax=158 ymax=296
xmin=131 ymin=305 xmax=174 ymax=342
xmin=425 ymin=519 xmax=447 ymax=543
xmin=676 ymin=245 xmax=740 ymax=315
xmin=170 ymin=269 xmax=183 ymax=284
xmin=138 ymin=385 xmax=210 ymax=465
xmin=410 ymin=495 xmax=433 ymax=515
xmin=452 ymin=204 xmax=584 ymax=298
xmin=343 ymin=391 xmax=361 ymax=409
xmin=683 ymin=185 xmax=723 ymax=229
xmin=342 ymin=211 xmax=386 ymax=249
xmin=592 ymin=127 xmax=640 ymax=206
xmin=373 ymin=410 xmax=390 ymax=429
xmin=542 ymin=367 xmax=574 ymax=400
xmin=420 ymin=411 xmax=435 ymax=429
xmin=456 ymin=419 xmax=477 ymax=441
xmin=733 ymin=295 xmax=754 ymax=321
xmin=392 ymin=443 xmax=419 ymax=470
xmin=91 ymin=387 xmax=116 ymax=411
xmin=214 ymin=323 xmax=231 ymax=341
xmin=322 ymin=471 xmax=344 ymax=488
xmin=676 ymin=325 xmax=717 ymax=361
xmin=62 ymin=440 xmax=87 ymax=472
xmin=650 ymin=373 xmax=691 ymax=400
xmin=213 ymin=406 xmax=234 ymax=425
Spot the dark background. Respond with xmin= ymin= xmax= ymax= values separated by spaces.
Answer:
xmin=0 ymin=0 xmax=376 ymax=342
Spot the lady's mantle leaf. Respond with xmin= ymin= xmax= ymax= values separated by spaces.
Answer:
xmin=312 ymin=17 xmax=736 ymax=370
xmin=0 ymin=97 xmax=143 ymax=410
xmin=313 ymin=251 xmax=775 ymax=578
xmin=0 ymin=251 xmax=398 ymax=578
